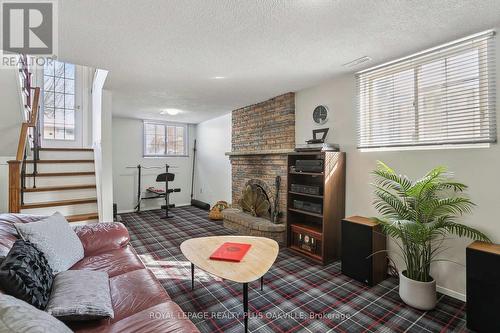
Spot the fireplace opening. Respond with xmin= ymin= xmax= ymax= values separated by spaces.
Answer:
xmin=223 ymin=176 xmax=286 ymax=244
xmin=239 ymin=184 xmax=271 ymax=218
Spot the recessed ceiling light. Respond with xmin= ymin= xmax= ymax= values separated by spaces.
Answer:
xmin=160 ymin=108 xmax=181 ymax=116
xmin=212 ymin=76 xmax=225 ymax=79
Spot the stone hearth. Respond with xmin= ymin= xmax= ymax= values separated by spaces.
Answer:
xmin=222 ymin=208 xmax=286 ymax=244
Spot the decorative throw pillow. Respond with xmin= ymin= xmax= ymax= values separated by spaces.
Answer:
xmin=0 ymin=240 xmax=54 ymax=309
xmin=15 ymin=212 xmax=84 ymax=273
xmin=0 ymin=294 xmax=72 ymax=333
xmin=46 ymin=270 xmax=114 ymax=321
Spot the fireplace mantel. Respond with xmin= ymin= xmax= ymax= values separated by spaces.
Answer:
xmin=225 ymin=149 xmax=294 ymax=157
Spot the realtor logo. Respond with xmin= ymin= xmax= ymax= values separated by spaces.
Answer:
xmin=2 ymin=1 xmax=53 ymax=54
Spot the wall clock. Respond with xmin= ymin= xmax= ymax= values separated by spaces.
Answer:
xmin=313 ymin=105 xmax=328 ymax=125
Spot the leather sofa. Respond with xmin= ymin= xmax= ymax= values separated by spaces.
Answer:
xmin=0 ymin=214 xmax=199 ymax=333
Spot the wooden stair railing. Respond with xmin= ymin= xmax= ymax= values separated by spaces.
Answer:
xmin=8 ymin=86 xmax=41 ymax=213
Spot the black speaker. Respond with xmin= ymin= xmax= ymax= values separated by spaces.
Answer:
xmin=341 ymin=217 xmax=387 ymax=286
xmin=466 ymin=242 xmax=500 ymax=332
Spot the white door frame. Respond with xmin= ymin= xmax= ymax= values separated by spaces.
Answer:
xmin=40 ymin=65 xmax=85 ymax=148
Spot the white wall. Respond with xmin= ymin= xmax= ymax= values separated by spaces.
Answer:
xmin=0 ymin=67 xmax=23 ymax=156
xmin=0 ymin=63 xmax=23 ymax=212
xmin=295 ymin=62 xmax=500 ymax=298
xmin=100 ymin=90 xmax=114 ymax=221
xmin=92 ymin=70 xmax=114 ymax=222
xmin=0 ymin=157 xmax=14 ymax=213
xmin=194 ymin=113 xmax=232 ymax=206
xmin=112 ymin=117 xmax=196 ymax=212
xmin=82 ymin=66 xmax=95 ymax=148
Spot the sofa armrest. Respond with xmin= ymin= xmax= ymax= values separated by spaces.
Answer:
xmin=74 ymin=222 xmax=130 ymax=256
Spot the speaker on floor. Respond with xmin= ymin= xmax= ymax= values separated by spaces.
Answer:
xmin=341 ymin=216 xmax=387 ymax=286
xmin=466 ymin=241 xmax=500 ymax=332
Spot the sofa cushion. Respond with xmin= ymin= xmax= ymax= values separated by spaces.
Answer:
xmin=109 ymin=269 xmax=170 ymax=322
xmin=0 ymin=294 xmax=72 ymax=333
xmin=109 ymin=302 xmax=199 ymax=333
xmin=0 ymin=214 xmax=47 ymax=258
xmin=0 ymin=240 xmax=53 ymax=309
xmin=74 ymin=223 xmax=130 ymax=256
xmin=70 ymin=245 xmax=144 ymax=277
xmin=0 ymin=213 xmax=47 ymax=225
xmin=0 ymin=223 xmax=21 ymax=258
xmin=46 ymin=270 xmax=114 ymax=321
xmin=15 ymin=212 xmax=84 ymax=273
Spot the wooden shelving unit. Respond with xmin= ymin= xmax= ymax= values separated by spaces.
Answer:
xmin=288 ymin=208 xmax=323 ymax=218
xmin=289 ymin=171 xmax=325 ymax=176
xmin=286 ymin=151 xmax=346 ymax=265
xmin=288 ymin=191 xmax=324 ymax=199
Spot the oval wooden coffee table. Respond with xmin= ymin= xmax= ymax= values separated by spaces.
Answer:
xmin=180 ymin=235 xmax=279 ymax=332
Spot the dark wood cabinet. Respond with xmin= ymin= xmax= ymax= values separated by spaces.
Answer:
xmin=341 ymin=216 xmax=387 ymax=286
xmin=286 ymin=151 xmax=346 ymax=265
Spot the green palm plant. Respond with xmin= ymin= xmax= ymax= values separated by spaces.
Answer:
xmin=372 ymin=161 xmax=490 ymax=282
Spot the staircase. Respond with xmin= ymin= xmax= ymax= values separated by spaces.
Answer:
xmin=20 ymin=147 xmax=99 ymax=223
xmin=7 ymin=55 xmax=99 ymax=224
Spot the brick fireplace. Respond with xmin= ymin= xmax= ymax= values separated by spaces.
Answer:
xmin=225 ymin=92 xmax=295 ymax=242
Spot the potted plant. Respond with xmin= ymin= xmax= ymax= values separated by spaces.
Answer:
xmin=372 ymin=161 xmax=490 ymax=310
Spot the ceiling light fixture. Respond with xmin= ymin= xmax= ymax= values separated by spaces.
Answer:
xmin=212 ymin=76 xmax=225 ymax=79
xmin=160 ymin=108 xmax=181 ymax=116
xmin=342 ymin=56 xmax=372 ymax=68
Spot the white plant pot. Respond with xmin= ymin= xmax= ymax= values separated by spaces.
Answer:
xmin=399 ymin=271 xmax=437 ymax=311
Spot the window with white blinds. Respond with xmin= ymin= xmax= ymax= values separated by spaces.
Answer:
xmin=357 ymin=31 xmax=497 ymax=150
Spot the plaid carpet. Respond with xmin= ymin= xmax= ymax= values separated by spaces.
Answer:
xmin=120 ymin=206 xmax=470 ymax=333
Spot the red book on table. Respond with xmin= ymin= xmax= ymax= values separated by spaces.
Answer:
xmin=209 ymin=242 xmax=252 ymax=262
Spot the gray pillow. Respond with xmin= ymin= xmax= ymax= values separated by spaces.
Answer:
xmin=0 ymin=294 xmax=72 ymax=333
xmin=46 ymin=270 xmax=114 ymax=321
xmin=15 ymin=212 xmax=84 ymax=273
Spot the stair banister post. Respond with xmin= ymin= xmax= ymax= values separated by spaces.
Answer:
xmin=7 ymin=160 xmax=22 ymax=213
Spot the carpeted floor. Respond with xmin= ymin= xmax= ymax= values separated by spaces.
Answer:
xmin=120 ymin=206 xmax=469 ymax=333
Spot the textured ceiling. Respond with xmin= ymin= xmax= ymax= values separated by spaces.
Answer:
xmin=58 ymin=0 xmax=500 ymax=123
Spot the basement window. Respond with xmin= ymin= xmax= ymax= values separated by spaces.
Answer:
xmin=143 ymin=121 xmax=188 ymax=157
xmin=357 ymin=31 xmax=497 ymax=150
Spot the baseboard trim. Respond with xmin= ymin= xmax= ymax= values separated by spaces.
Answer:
xmin=117 ymin=203 xmax=191 ymax=214
xmin=437 ymin=285 xmax=466 ymax=302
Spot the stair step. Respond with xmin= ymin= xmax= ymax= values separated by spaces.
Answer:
xmin=25 ymin=159 xmax=94 ymax=163
xmin=34 ymin=148 xmax=94 ymax=152
xmin=23 ymin=184 xmax=96 ymax=192
xmin=21 ymin=198 xmax=98 ymax=209
xmin=36 ymin=149 xmax=94 ymax=161
xmin=26 ymin=172 xmax=95 ymax=177
xmin=66 ymin=213 xmax=99 ymax=223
